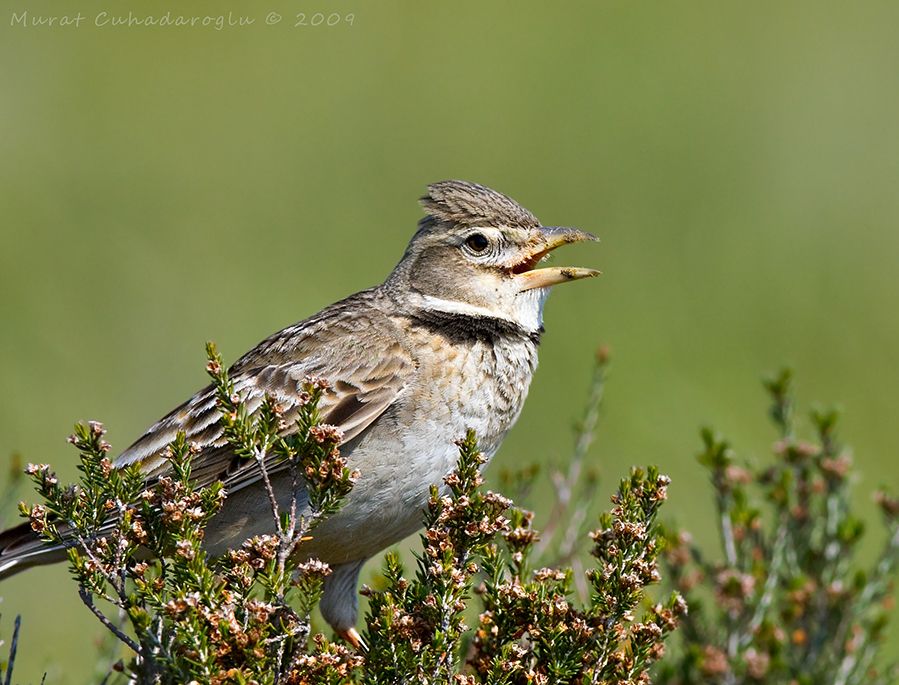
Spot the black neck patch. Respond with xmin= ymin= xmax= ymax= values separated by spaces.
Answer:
xmin=408 ymin=308 xmax=543 ymax=346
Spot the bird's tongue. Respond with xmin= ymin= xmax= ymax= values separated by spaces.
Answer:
xmin=511 ymin=249 xmax=551 ymax=274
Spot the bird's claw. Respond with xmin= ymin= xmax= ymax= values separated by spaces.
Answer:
xmin=340 ymin=626 xmax=367 ymax=651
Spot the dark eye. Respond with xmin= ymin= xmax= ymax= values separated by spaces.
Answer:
xmin=464 ymin=232 xmax=490 ymax=253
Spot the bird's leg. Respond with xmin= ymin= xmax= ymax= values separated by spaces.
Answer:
xmin=318 ymin=558 xmax=368 ymax=648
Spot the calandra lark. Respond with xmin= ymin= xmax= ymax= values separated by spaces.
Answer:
xmin=0 ymin=180 xmax=598 ymax=646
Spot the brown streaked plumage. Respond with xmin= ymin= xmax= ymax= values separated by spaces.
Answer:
xmin=0 ymin=180 xmax=599 ymax=646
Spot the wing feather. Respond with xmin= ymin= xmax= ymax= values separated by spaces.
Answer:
xmin=114 ymin=292 xmax=413 ymax=495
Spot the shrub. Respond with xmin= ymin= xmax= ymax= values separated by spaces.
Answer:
xmin=12 ymin=345 xmax=680 ymax=684
xmin=656 ymin=370 xmax=899 ymax=685
xmin=4 ymin=353 xmax=896 ymax=684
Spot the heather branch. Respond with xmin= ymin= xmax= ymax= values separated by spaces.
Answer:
xmin=78 ymin=587 xmax=140 ymax=653
xmin=657 ymin=370 xmax=899 ymax=685
xmin=204 ymin=341 xmax=355 ymax=613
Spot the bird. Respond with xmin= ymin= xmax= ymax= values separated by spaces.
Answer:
xmin=0 ymin=180 xmax=598 ymax=647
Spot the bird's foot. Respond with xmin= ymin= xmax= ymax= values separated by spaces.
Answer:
xmin=339 ymin=627 xmax=367 ymax=651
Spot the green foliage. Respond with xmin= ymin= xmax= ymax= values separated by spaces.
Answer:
xmin=361 ymin=430 xmax=514 ymax=682
xmin=469 ymin=466 xmax=684 ymax=684
xmin=13 ymin=346 xmax=680 ymax=684
xmin=13 ymin=348 xmax=897 ymax=684
xmin=656 ymin=370 xmax=899 ymax=685
xmin=19 ymin=343 xmax=357 ymax=683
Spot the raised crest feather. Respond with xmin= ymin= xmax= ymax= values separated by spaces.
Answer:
xmin=418 ymin=180 xmax=540 ymax=230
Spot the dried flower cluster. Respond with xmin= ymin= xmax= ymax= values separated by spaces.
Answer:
xmin=19 ymin=343 xmax=358 ymax=683
xmin=361 ymin=431 xmax=515 ymax=682
xmin=469 ymin=466 xmax=685 ymax=684
xmin=10 ymin=349 xmax=895 ymax=684
xmin=656 ymin=369 xmax=899 ymax=685
xmin=10 ymin=345 xmax=683 ymax=684
xmin=360 ymin=434 xmax=683 ymax=685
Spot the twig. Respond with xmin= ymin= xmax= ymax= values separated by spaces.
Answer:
xmin=832 ymin=524 xmax=899 ymax=685
xmin=78 ymin=588 xmax=141 ymax=653
xmin=255 ymin=443 xmax=283 ymax=535
xmin=718 ymin=494 xmax=739 ymax=569
xmin=742 ymin=520 xmax=787 ymax=647
xmin=3 ymin=615 xmax=21 ymax=685
xmin=533 ymin=357 xmax=606 ymax=561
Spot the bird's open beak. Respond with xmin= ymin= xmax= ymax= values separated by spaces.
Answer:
xmin=513 ymin=226 xmax=600 ymax=292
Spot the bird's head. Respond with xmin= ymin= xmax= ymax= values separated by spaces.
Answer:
xmin=386 ymin=180 xmax=599 ymax=332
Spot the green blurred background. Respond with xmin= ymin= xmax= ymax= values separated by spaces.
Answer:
xmin=2 ymin=0 xmax=898 ymax=680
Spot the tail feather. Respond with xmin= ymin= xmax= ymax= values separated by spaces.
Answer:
xmin=0 ymin=520 xmax=66 ymax=579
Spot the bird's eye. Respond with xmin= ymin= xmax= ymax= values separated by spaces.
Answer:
xmin=464 ymin=233 xmax=490 ymax=253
